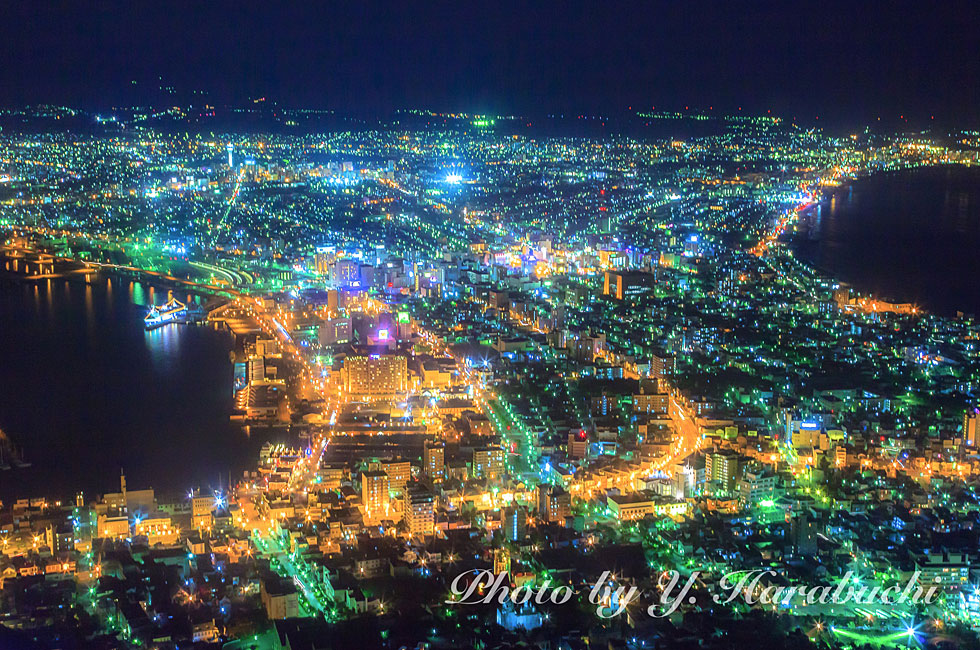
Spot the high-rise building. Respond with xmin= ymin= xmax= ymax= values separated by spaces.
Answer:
xmin=344 ymin=355 xmax=408 ymax=399
xmin=319 ymin=317 xmax=351 ymax=346
xmin=404 ymin=485 xmax=435 ymax=537
xmin=964 ymin=409 xmax=979 ymax=448
xmin=738 ymin=465 xmax=776 ymax=507
xmin=334 ymin=259 xmax=360 ymax=288
xmin=472 ymin=446 xmax=506 ymax=480
xmin=792 ymin=513 xmax=819 ymax=556
xmin=359 ymin=264 xmax=375 ymax=289
xmin=706 ymin=449 xmax=740 ymax=494
xmin=536 ymin=484 xmax=571 ymax=524
xmin=361 ymin=470 xmax=390 ymax=521
xmin=672 ymin=459 xmax=698 ymax=499
xmin=314 ymin=246 xmax=333 ymax=276
xmin=651 ymin=350 xmax=676 ymax=380
xmin=226 ymin=143 xmax=234 ymax=168
xmin=503 ymin=506 xmax=528 ymax=541
xmin=423 ymin=440 xmax=445 ymax=481
xmin=368 ymin=458 xmax=411 ymax=497
xmin=913 ymin=551 xmax=971 ymax=592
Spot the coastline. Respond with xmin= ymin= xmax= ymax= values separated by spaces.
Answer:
xmin=786 ymin=163 xmax=980 ymax=317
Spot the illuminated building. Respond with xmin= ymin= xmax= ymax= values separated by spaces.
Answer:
xmin=44 ymin=524 xmax=74 ymax=554
xmin=332 ymin=258 xmax=360 ymax=288
xmin=792 ymin=513 xmax=819 ymax=556
xmin=633 ymin=391 xmax=669 ymax=415
xmin=607 ymin=494 xmax=656 ymax=521
xmin=134 ymin=512 xmax=178 ymax=545
xmin=343 ymin=355 xmax=408 ymax=399
xmin=464 ymin=413 xmax=493 ymax=437
xmin=191 ymin=494 xmax=215 ymax=531
xmin=684 ymin=234 xmax=702 ymax=256
xmin=573 ymin=334 xmax=605 ymax=363
xmin=650 ymin=350 xmax=676 ymax=380
xmin=97 ymin=514 xmax=129 ymax=539
xmin=791 ymin=422 xmax=822 ymax=449
xmin=602 ymin=270 xmax=656 ymax=302
xmin=366 ymin=325 xmax=396 ymax=348
xmin=472 ymin=446 xmax=506 ymax=480
xmin=488 ymin=289 xmax=510 ymax=312
xmin=738 ymin=466 xmax=776 ymax=507
xmin=420 ymin=360 xmax=452 ymax=389
xmin=568 ymin=430 xmax=588 ymax=459
xmin=358 ymin=263 xmax=375 ymax=289
xmin=368 ymin=458 xmax=411 ymax=496
xmin=238 ymin=382 xmax=282 ymax=420
xmin=706 ymin=449 xmax=740 ymax=495
xmin=597 ymin=248 xmax=627 ymax=268
xmin=314 ymin=246 xmax=333 ymax=276
xmin=102 ymin=471 xmax=155 ymax=516
xmin=360 ymin=470 xmax=390 ymax=520
xmin=319 ymin=317 xmax=351 ymax=345
xmin=247 ymin=355 xmax=266 ymax=383
xmin=493 ymin=547 xmax=511 ymax=575
xmin=226 ymin=143 xmax=234 ymax=168
xmin=503 ymin=505 xmax=528 ymax=541
xmin=255 ymin=338 xmax=280 ymax=357
xmin=260 ymin=576 xmax=300 ymax=619
xmin=914 ymin=552 xmax=971 ymax=592
xmin=423 ymin=440 xmax=445 ymax=480
xmin=964 ymin=409 xmax=979 ymax=447
xmin=536 ymin=484 xmax=570 ymax=524
xmin=403 ymin=485 xmax=434 ymax=536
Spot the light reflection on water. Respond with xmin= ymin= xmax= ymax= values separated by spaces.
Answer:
xmin=145 ymin=322 xmax=182 ymax=365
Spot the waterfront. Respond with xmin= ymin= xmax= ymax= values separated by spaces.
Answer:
xmin=796 ymin=165 xmax=980 ymax=316
xmin=0 ymin=273 xmax=264 ymax=503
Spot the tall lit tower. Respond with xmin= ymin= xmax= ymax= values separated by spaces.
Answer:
xmin=226 ymin=143 xmax=234 ymax=168
xmin=120 ymin=469 xmax=127 ymax=513
xmin=361 ymin=470 xmax=389 ymax=521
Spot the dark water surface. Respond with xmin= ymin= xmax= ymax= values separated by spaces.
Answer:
xmin=0 ymin=273 xmax=264 ymax=503
xmin=796 ymin=165 xmax=980 ymax=316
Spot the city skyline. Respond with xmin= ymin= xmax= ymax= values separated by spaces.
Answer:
xmin=4 ymin=4 xmax=980 ymax=650
xmin=1 ymin=1 xmax=979 ymax=127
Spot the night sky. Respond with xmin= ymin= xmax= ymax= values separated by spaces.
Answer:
xmin=2 ymin=1 xmax=979 ymax=126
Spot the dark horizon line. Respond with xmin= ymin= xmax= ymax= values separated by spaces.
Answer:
xmin=2 ymin=99 xmax=975 ymax=133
